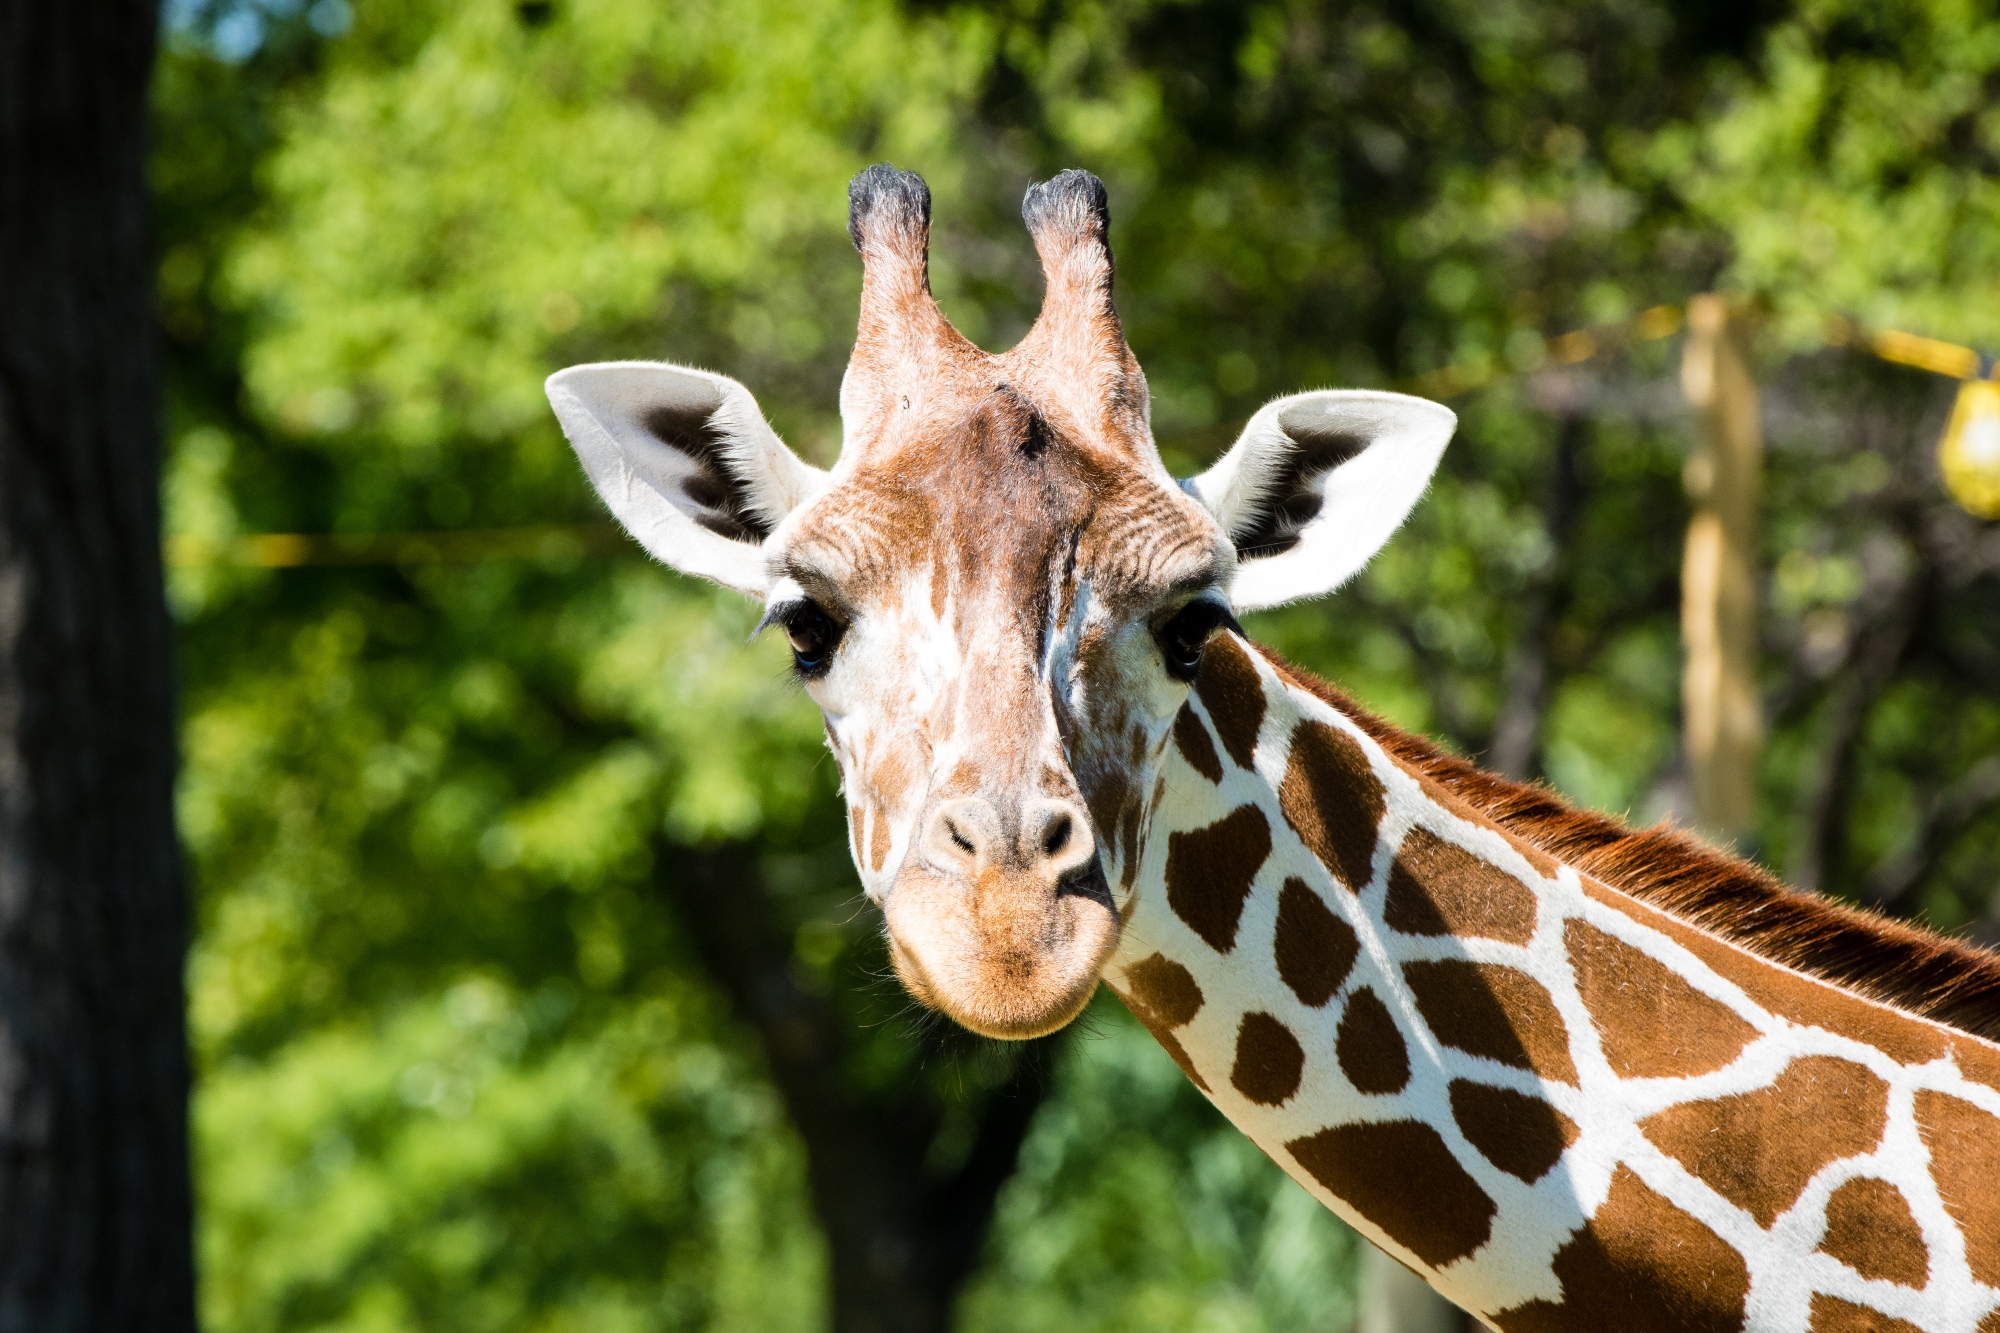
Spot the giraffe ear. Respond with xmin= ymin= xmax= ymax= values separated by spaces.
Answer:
xmin=1186 ymin=390 xmax=1455 ymax=612
xmin=545 ymin=361 xmax=830 ymax=597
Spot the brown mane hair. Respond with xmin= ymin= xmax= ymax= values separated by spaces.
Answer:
xmin=1255 ymin=645 xmax=2000 ymax=1044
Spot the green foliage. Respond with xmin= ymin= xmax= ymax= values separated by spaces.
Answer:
xmin=226 ymin=0 xmax=994 ymax=472
xmin=201 ymin=978 xmax=822 ymax=1333
xmin=961 ymin=1002 xmax=1357 ymax=1333
xmin=156 ymin=0 xmax=2000 ymax=1328
xmin=1662 ymin=0 xmax=2000 ymax=346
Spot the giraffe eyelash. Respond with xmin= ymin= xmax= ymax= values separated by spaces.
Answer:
xmin=1153 ymin=598 xmax=1237 ymax=682
xmin=759 ymin=597 xmax=848 ymax=679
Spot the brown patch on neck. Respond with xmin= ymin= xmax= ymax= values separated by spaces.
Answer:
xmin=1230 ymin=1011 xmax=1305 ymax=1105
xmin=1815 ymin=1177 xmax=1930 ymax=1287
xmin=1808 ymin=1295 xmax=1924 ymax=1333
xmin=1256 ymin=645 xmax=2000 ymax=1045
xmin=1111 ymin=953 xmax=1208 ymax=1092
xmin=1449 ymin=1080 xmax=1577 ymax=1184
xmin=1286 ymin=1120 xmax=1496 ymax=1268
xmin=1124 ymin=952 xmax=1203 ymax=1026
xmin=1914 ymin=1089 xmax=2000 ymax=1286
xmin=1278 ymin=717 xmax=1384 ymax=891
xmin=1164 ymin=804 xmax=1272 ymax=953
xmin=1565 ymin=918 xmax=1758 ymax=1079
xmin=1171 ymin=702 xmax=1224 ymax=783
xmin=1493 ymin=1166 xmax=1748 ymax=1333
xmin=1194 ymin=636 xmax=1267 ymax=769
xmin=1640 ymin=1056 xmax=1890 ymax=1227
xmin=1274 ymin=877 xmax=1359 ymax=1007
xmin=1403 ymin=959 xmax=1579 ymax=1085
xmin=1385 ymin=827 xmax=1539 ymax=945
xmin=1335 ymin=987 xmax=1409 ymax=1094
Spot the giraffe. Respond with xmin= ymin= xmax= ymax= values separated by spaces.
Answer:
xmin=544 ymin=165 xmax=2000 ymax=1332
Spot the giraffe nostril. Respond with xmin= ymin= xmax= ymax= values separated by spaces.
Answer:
xmin=923 ymin=798 xmax=1002 ymax=873
xmin=925 ymin=797 xmax=1090 ymax=878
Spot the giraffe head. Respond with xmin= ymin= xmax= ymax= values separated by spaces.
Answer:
xmin=546 ymin=166 xmax=1454 ymax=1038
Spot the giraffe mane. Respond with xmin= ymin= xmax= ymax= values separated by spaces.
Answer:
xmin=1255 ymin=644 xmax=2000 ymax=1044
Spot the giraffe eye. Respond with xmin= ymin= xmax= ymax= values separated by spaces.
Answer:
xmin=1155 ymin=600 xmax=1232 ymax=683
xmin=781 ymin=600 xmax=844 ymax=678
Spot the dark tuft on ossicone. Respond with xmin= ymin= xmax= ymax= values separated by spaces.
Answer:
xmin=848 ymin=163 xmax=931 ymax=251
xmin=1022 ymin=169 xmax=1110 ymax=241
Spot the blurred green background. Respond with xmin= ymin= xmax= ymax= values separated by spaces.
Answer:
xmin=152 ymin=0 xmax=2000 ymax=1329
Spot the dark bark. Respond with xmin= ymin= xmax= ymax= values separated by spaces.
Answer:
xmin=1865 ymin=757 xmax=2000 ymax=917
xmin=668 ymin=844 xmax=1059 ymax=1333
xmin=0 ymin=2 xmax=194 ymax=1330
xmin=1788 ymin=562 xmax=1925 ymax=895
xmin=1486 ymin=414 xmax=1586 ymax=780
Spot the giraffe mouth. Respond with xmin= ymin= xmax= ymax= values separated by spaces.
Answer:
xmin=882 ymin=854 xmax=1121 ymax=1040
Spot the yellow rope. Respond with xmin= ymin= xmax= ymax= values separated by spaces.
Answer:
xmin=166 ymin=522 xmax=626 ymax=569
xmin=1399 ymin=304 xmax=1687 ymax=399
xmin=1411 ymin=306 xmax=1994 ymax=401
xmin=165 ymin=307 xmax=1997 ymax=569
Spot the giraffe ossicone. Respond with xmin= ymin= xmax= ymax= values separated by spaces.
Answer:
xmin=547 ymin=165 xmax=2000 ymax=1331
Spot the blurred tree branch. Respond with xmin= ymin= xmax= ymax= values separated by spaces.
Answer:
xmin=1787 ymin=559 xmax=1926 ymax=895
xmin=666 ymin=842 xmax=1060 ymax=1333
xmin=1488 ymin=413 xmax=1587 ymax=780
xmin=1866 ymin=758 xmax=2000 ymax=918
xmin=1757 ymin=360 xmax=2000 ymax=921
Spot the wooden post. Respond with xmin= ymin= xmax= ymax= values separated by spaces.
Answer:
xmin=1679 ymin=295 xmax=1764 ymax=845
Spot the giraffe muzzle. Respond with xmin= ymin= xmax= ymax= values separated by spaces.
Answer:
xmin=921 ymin=796 xmax=1097 ymax=881
xmin=882 ymin=794 xmax=1120 ymax=1039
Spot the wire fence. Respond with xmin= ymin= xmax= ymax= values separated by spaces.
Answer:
xmin=166 ymin=522 xmax=629 ymax=569
xmin=165 ymin=306 xmax=1998 ymax=570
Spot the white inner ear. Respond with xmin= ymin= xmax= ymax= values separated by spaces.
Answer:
xmin=1187 ymin=389 xmax=1456 ymax=612
xmin=545 ymin=361 xmax=830 ymax=597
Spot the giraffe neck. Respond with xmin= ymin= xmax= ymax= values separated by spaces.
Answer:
xmin=1105 ymin=633 xmax=2000 ymax=1332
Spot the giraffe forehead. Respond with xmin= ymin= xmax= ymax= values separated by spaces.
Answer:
xmin=786 ymin=387 xmax=1222 ymax=615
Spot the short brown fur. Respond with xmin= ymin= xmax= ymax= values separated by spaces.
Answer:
xmin=1494 ymin=1166 xmax=1749 ymax=1333
xmin=1639 ymin=1055 xmax=1890 ymax=1227
xmin=1815 ymin=1177 xmax=1930 ymax=1287
xmin=1565 ymin=917 xmax=1758 ymax=1079
xmin=1386 ymin=826 xmax=1539 ymax=944
xmin=1915 ymin=1089 xmax=2000 ymax=1286
xmin=1231 ymin=1011 xmax=1305 ymax=1105
xmin=1403 ymin=959 xmax=1579 ymax=1085
xmin=1449 ymin=1080 xmax=1577 ymax=1184
xmin=1274 ymin=876 xmax=1359 ymax=1007
xmin=1807 ymin=1295 xmax=1924 ymax=1333
xmin=1335 ymin=987 xmax=1410 ymax=1094
xmin=1164 ymin=803 xmax=1272 ymax=953
xmin=1287 ymin=1120 xmax=1497 ymax=1268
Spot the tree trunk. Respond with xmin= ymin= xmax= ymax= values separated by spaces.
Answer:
xmin=670 ymin=844 xmax=1058 ymax=1333
xmin=0 ymin=3 xmax=195 ymax=1331
xmin=1486 ymin=412 xmax=1585 ymax=781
